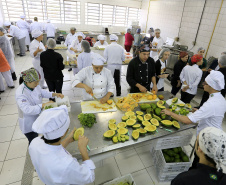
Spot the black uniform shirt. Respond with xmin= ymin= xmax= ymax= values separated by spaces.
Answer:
xmin=126 ymin=56 xmax=156 ymax=93
xmin=171 ymin=163 xmax=226 ymax=185
xmin=171 ymin=59 xmax=186 ymax=86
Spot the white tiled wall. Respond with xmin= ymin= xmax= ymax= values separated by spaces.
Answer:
xmin=140 ymin=0 xmax=226 ymax=58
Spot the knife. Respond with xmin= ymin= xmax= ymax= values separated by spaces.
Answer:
xmin=92 ymin=94 xmax=99 ymax=102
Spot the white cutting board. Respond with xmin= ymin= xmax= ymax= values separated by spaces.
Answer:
xmin=128 ymin=93 xmax=160 ymax=103
xmin=81 ymin=100 xmax=117 ymax=113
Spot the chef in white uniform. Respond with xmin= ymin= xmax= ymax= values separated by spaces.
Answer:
xmin=162 ymin=70 xmax=226 ymax=135
xmin=29 ymin=30 xmax=46 ymax=88
xmin=150 ymin=28 xmax=164 ymax=59
xmin=71 ymin=53 xmax=116 ymax=103
xmin=4 ymin=21 xmax=26 ymax=56
xmin=94 ymin=34 xmax=108 ymax=47
xmin=69 ymin=32 xmax=85 ymax=75
xmin=77 ymin=40 xmax=94 ymax=71
xmin=64 ymin=27 xmax=78 ymax=47
xmin=16 ymin=15 xmax=31 ymax=51
xmin=16 ymin=68 xmax=64 ymax=144
xmin=44 ymin=19 xmax=56 ymax=40
xmin=104 ymin=34 xmax=125 ymax=96
xmin=29 ymin=106 xmax=95 ymax=185
xmin=30 ymin=17 xmax=43 ymax=33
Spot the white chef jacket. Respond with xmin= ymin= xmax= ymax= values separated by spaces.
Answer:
xmin=64 ymin=33 xmax=78 ymax=46
xmin=77 ymin=51 xmax=95 ymax=71
xmin=16 ymin=19 xmax=30 ymax=45
xmin=29 ymin=137 xmax=95 ymax=185
xmin=157 ymin=59 xmax=167 ymax=90
xmin=44 ymin=23 xmax=55 ymax=38
xmin=94 ymin=41 xmax=108 ymax=47
xmin=69 ymin=39 xmax=82 ymax=53
xmin=29 ymin=39 xmax=46 ymax=87
xmin=16 ymin=83 xmax=53 ymax=134
xmin=188 ymin=92 xmax=226 ymax=135
xmin=180 ymin=64 xmax=202 ymax=95
xmin=9 ymin=25 xmax=25 ymax=40
xmin=104 ymin=42 xmax=125 ymax=75
xmin=71 ymin=66 xmax=116 ymax=100
xmin=30 ymin=21 xmax=43 ymax=32
xmin=150 ymin=37 xmax=164 ymax=59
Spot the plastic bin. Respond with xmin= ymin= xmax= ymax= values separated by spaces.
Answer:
xmin=56 ymin=96 xmax=71 ymax=112
xmin=103 ymin=174 xmax=136 ymax=185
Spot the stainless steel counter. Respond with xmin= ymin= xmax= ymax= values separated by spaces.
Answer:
xmin=67 ymin=91 xmax=196 ymax=159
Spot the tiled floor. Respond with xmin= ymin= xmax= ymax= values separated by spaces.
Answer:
xmin=0 ymin=50 xmax=225 ymax=185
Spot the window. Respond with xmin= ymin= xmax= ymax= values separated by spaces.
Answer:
xmin=85 ymin=2 xmax=140 ymax=26
xmin=1 ymin=0 xmax=80 ymax=23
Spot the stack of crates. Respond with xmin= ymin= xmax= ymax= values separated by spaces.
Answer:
xmin=151 ymin=131 xmax=193 ymax=182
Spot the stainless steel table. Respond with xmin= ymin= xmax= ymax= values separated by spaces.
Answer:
xmin=67 ymin=91 xmax=196 ymax=160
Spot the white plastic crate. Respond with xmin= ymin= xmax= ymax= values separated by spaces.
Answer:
xmin=154 ymin=131 xmax=193 ymax=150
xmin=157 ymin=171 xmax=180 ymax=182
xmin=152 ymin=146 xmax=192 ymax=174
xmin=56 ymin=96 xmax=71 ymax=112
xmin=103 ymin=174 xmax=136 ymax=185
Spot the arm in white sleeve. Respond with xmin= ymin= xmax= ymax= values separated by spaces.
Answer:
xmin=180 ymin=68 xmax=185 ymax=83
xmin=77 ymin=54 xmax=83 ymax=71
xmin=29 ymin=43 xmax=36 ymax=58
xmin=64 ymin=35 xmax=69 ymax=46
xmin=121 ymin=47 xmax=125 ymax=61
xmin=71 ymin=68 xmax=87 ymax=88
xmin=9 ymin=26 xmax=14 ymax=37
xmin=104 ymin=47 xmax=108 ymax=61
xmin=106 ymin=70 xmax=116 ymax=94
xmin=69 ymin=40 xmax=75 ymax=51
xmin=191 ymin=71 xmax=202 ymax=89
xmin=64 ymin=159 xmax=95 ymax=184
xmin=16 ymin=95 xmax=42 ymax=115
xmin=40 ymin=89 xmax=53 ymax=99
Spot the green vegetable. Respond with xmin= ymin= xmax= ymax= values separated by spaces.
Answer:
xmin=78 ymin=113 xmax=96 ymax=127
xmin=45 ymin=105 xmax=53 ymax=110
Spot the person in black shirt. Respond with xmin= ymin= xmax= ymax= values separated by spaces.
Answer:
xmin=171 ymin=127 xmax=226 ymax=185
xmin=171 ymin=51 xmax=188 ymax=96
xmin=142 ymin=27 xmax=154 ymax=47
xmin=40 ymin=38 xmax=64 ymax=100
xmin=126 ymin=45 xmax=158 ymax=93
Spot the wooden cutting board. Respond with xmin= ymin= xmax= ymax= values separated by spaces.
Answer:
xmin=81 ymin=100 xmax=117 ymax=113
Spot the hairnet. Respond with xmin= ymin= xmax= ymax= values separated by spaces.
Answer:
xmin=77 ymin=32 xmax=85 ymax=39
xmin=205 ymin=70 xmax=225 ymax=91
xmin=155 ymin=28 xmax=161 ymax=33
xmin=97 ymin=35 xmax=105 ymax=41
xmin=32 ymin=30 xmax=43 ymax=38
xmin=0 ymin=27 xmax=6 ymax=34
xmin=218 ymin=54 xmax=226 ymax=67
xmin=136 ymin=28 xmax=141 ymax=33
xmin=81 ymin=40 xmax=91 ymax=53
xmin=47 ymin=38 xmax=56 ymax=49
xmin=92 ymin=53 xmax=106 ymax=65
xmin=109 ymin=34 xmax=118 ymax=41
xmin=197 ymin=47 xmax=205 ymax=53
xmin=199 ymin=127 xmax=226 ymax=172
xmin=127 ymin=28 xmax=131 ymax=33
xmin=159 ymin=48 xmax=170 ymax=59
xmin=191 ymin=54 xmax=203 ymax=64
xmin=20 ymin=67 xmax=40 ymax=83
xmin=70 ymin=27 xmax=76 ymax=31
xmin=4 ymin=21 xmax=11 ymax=27
xmin=150 ymin=27 xmax=154 ymax=32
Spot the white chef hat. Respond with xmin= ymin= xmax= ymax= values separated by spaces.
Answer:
xmin=92 ymin=53 xmax=106 ymax=66
xmin=47 ymin=19 xmax=51 ymax=23
xmin=4 ymin=21 xmax=11 ymax=27
xmin=98 ymin=34 xmax=106 ymax=41
xmin=20 ymin=15 xmax=26 ymax=19
xmin=32 ymin=29 xmax=43 ymax=38
xmin=32 ymin=105 xmax=70 ymax=140
xmin=77 ymin=32 xmax=85 ymax=39
xmin=110 ymin=34 xmax=118 ymax=41
xmin=205 ymin=70 xmax=225 ymax=91
xmin=199 ymin=127 xmax=226 ymax=171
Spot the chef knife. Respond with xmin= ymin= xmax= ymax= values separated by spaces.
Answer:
xmin=92 ymin=94 xmax=99 ymax=102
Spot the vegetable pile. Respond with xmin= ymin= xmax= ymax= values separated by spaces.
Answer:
xmin=78 ymin=113 xmax=96 ymax=127
xmin=44 ymin=105 xmax=53 ymax=110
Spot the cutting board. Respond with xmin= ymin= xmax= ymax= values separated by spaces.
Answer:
xmin=81 ymin=100 xmax=117 ymax=113
xmin=128 ymin=93 xmax=160 ymax=103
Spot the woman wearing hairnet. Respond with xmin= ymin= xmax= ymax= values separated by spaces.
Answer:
xmin=150 ymin=28 xmax=164 ymax=59
xmin=94 ymin=35 xmax=108 ymax=47
xmin=153 ymin=48 xmax=170 ymax=91
xmin=29 ymin=30 xmax=46 ymax=89
xmin=16 ymin=68 xmax=64 ymax=144
xmin=40 ymin=38 xmax=64 ymax=99
xmin=0 ymin=27 xmax=17 ymax=80
xmin=77 ymin=40 xmax=94 ymax=71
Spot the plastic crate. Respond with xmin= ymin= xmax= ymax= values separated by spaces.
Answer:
xmin=157 ymin=171 xmax=180 ymax=182
xmin=152 ymin=146 xmax=191 ymax=174
xmin=103 ymin=174 xmax=136 ymax=185
xmin=153 ymin=131 xmax=193 ymax=150
xmin=56 ymin=96 xmax=71 ymax=112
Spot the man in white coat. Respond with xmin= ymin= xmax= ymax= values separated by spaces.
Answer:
xmin=104 ymin=34 xmax=125 ymax=96
xmin=71 ymin=53 xmax=116 ymax=102
xmin=29 ymin=105 xmax=95 ymax=185
xmin=29 ymin=30 xmax=46 ymax=88
xmin=16 ymin=15 xmax=31 ymax=51
xmin=4 ymin=21 xmax=26 ymax=56
xmin=30 ymin=17 xmax=43 ymax=33
xmin=150 ymin=28 xmax=164 ymax=59
xmin=44 ymin=19 xmax=55 ymax=40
